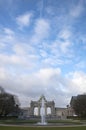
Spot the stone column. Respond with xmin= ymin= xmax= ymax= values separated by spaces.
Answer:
xmin=30 ymin=106 xmax=34 ymax=116
xmin=51 ymin=105 xmax=55 ymax=117
xmin=45 ymin=106 xmax=47 ymax=116
xmin=38 ymin=106 xmax=40 ymax=116
xmin=30 ymin=101 xmax=34 ymax=116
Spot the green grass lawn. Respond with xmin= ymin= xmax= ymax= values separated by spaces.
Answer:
xmin=0 ymin=119 xmax=82 ymax=124
xmin=0 ymin=126 xmax=86 ymax=130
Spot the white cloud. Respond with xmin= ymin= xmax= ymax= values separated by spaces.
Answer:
xmin=0 ymin=67 xmax=8 ymax=80
xmin=13 ymin=43 xmax=36 ymax=56
xmin=70 ymin=71 xmax=86 ymax=93
xmin=0 ymin=59 xmax=86 ymax=107
xmin=65 ymin=71 xmax=86 ymax=97
xmin=56 ymin=28 xmax=73 ymax=55
xmin=1 ymin=28 xmax=15 ymax=41
xmin=46 ymin=6 xmax=54 ymax=16
xmin=0 ymin=66 xmax=78 ymax=107
xmin=0 ymin=54 xmax=26 ymax=67
xmin=70 ymin=0 xmax=84 ymax=18
xmin=0 ymin=67 xmax=62 ymax=106
xmin=16 ymin=12 xmax=32 ymax=28
xmin=30 ymin=18 xmax=50 ymax=44
xmin=13 ymin=44 xmax=28 ymax=56
xmin=0 ymin=52 xmax=38 ymax=70
xmin=35 ymin=19 xmax=49 ymax=36
xmin=42 ymin=57 xmax=63 ymax=67
xmin=0 ymin=43 xmax=6 ymax=49
xmin=75 ymin=61 xmax=86 ymax=69
xmin=58 ymin=29 xmax=71 ymax=40
xmin=60 ymin=41 xmax=71 ymax=54
xmin=4 ymin=28 xmax=14 ymax=35
xmin=49 ymin=39 xmax=72 ymax=57
xmin=0 ymin=28 xmax=39 ymax=69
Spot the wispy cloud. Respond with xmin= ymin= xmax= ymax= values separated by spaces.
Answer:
xmin=58 ymin=29 xmax=72 ymax=40
xmin=4 ymin=28 xmax=14 ymax=35
xmin=70 ymin=0 xmax=84 ymax=18
xmin=30 ymin=18 xmax=50 ymax=44
xmin=2 ymin=28 xmax=15 ymax=41
xmin=16 ymin=12 xmax=33 ymax=29
xmin=75 ymin=61 xmax=86 ymax=69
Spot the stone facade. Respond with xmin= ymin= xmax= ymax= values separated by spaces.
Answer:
xmin=21 ymin=95 xmax=74 ymax=119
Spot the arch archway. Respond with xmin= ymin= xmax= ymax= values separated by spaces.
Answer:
xmin=47 ymin=107 xmax=51 ymax=116
xmin=34 ymin=107 xmax=38 ymax=116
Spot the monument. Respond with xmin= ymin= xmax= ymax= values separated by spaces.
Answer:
xmin=21 ymin=95 xmax=74 ymax=119
xmin=30 ymin=95 xmax=56 ymax=117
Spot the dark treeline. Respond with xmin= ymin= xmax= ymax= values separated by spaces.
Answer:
xmin=71 ymin=94 xmax=86 ymax=118
xmin=0 ymin=86 xmax=20 ymax=118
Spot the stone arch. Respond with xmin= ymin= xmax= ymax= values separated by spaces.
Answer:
xmin=30 ymin=95 xmax=55 ymax=117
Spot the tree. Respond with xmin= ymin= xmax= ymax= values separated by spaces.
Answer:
xmin=71 ymin=94 xmax=86 ymax=117
xmin=0 ymin=86 xmax=5 ymax=94
xmin=0 ymin=87 xmax=20 ymax=117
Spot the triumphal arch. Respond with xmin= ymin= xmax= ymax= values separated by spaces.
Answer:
xmin=29 ymin=95 xmax=56 ymax=117
xmin=21 ymin=95 xmax=74 ymax=119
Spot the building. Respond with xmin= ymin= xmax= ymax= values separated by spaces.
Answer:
xmin=20 ymin=95 xmax=74 ymax=119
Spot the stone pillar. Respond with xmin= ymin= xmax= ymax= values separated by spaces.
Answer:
xmin=45 ymin=106 xmax=47 ymax=116
xmin=51 ymin=106 xmax=53 ymax=116
xmin=30 ymin=101 xmax=34 ymax=116
xmin=38 ymin=106 xmax=40 ymax=116
xmin=51 ymin=105 xmax=55 ymax=117
xmin=30 ymin=106 xmax=34 ymax=116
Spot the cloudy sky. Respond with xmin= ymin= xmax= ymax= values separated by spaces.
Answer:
xmin=0 ymin=0 xmax=86 ymax=107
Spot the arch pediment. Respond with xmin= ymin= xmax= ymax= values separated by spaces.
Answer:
xmin=38 ymin=95 xmax=47 ymax=102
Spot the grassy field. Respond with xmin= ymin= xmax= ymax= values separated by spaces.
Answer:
xmin=0 ymin=119 xmax=82 ymax=125
xmin=0 ymin=126 xmax=86 ymax=130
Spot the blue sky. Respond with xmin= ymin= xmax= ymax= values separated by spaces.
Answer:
xmin=0 ymin=0 xmax=86 ymax=107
